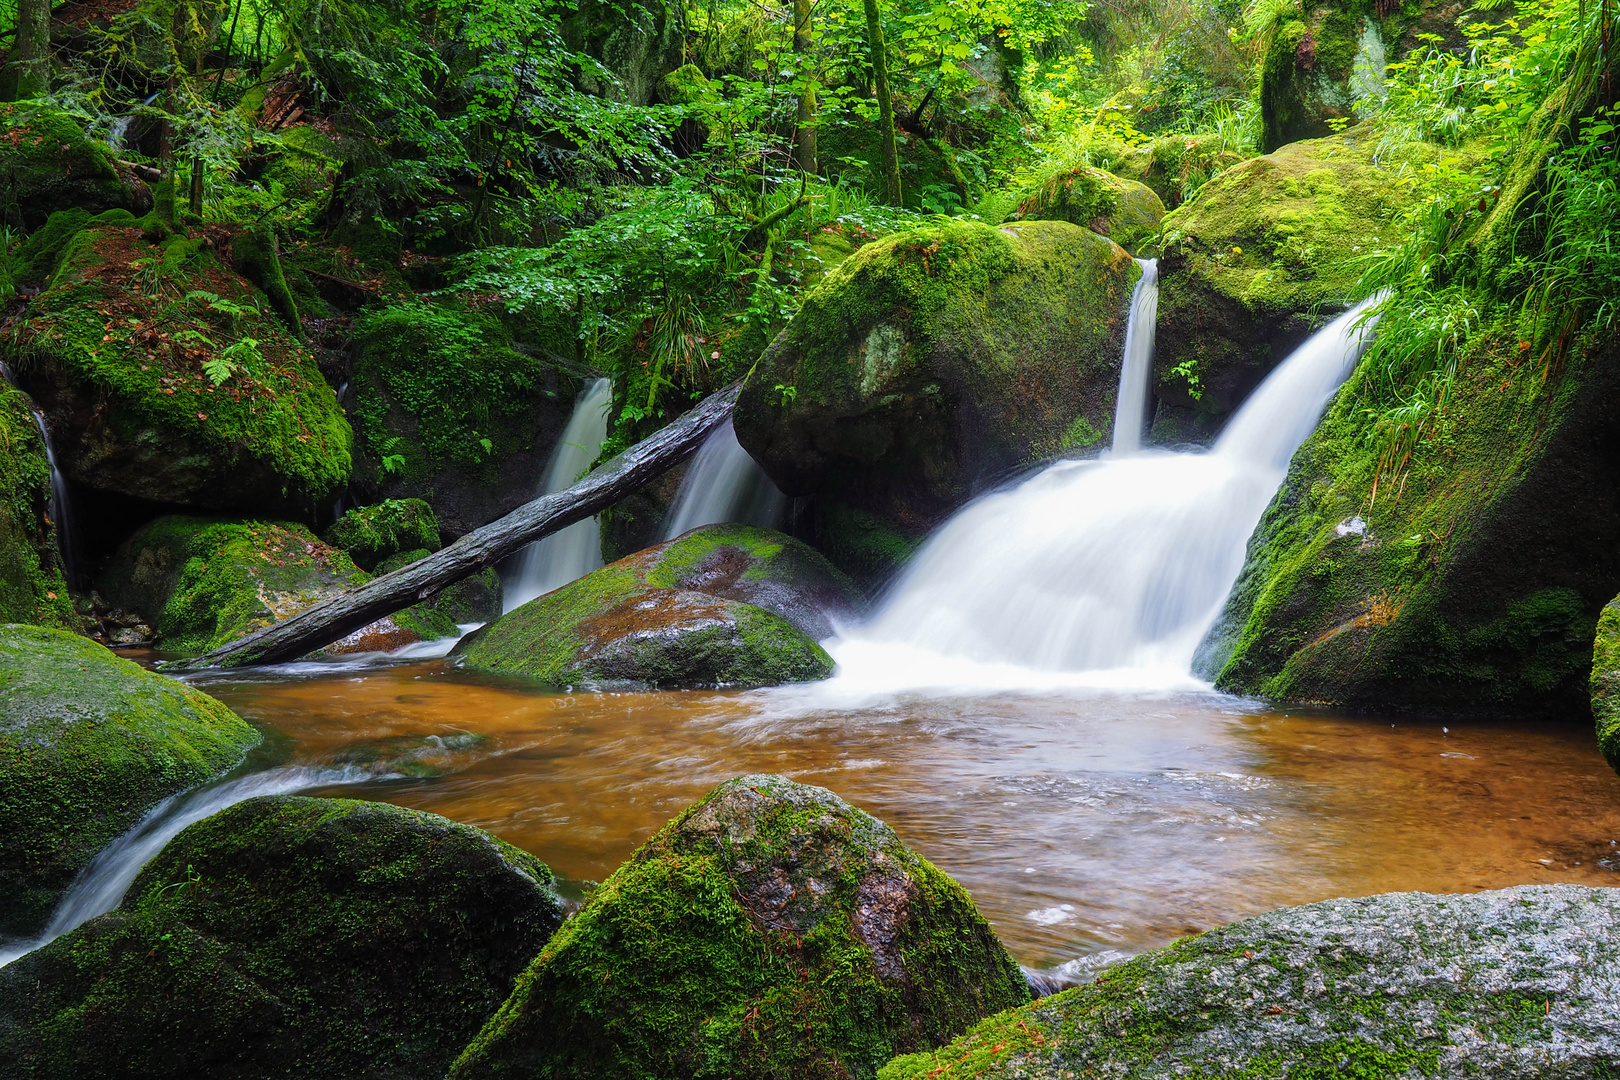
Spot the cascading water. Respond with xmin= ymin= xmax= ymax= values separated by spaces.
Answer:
xmin=1 ymin=363 xmax=77 ymax=587
xmin=105 ymin=92 xmax=161 ymax=152
xmin=504 ymin=377 xmax=614 ymax=611
xmin=661 ymin=423 xmax=787 ymax=540
xmin=1110 ymin=259 xmax=1159 ymax=454
xmin=0 ymin=764 xmax=378 ymax=968
xmin=825 ymin=297 xmax=1381 ymax=692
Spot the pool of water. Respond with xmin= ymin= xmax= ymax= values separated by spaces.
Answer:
xmin=184 ymin=656 xmax=1620 ymax=972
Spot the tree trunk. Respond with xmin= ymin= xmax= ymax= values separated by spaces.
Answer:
xmin=2 ymin=0 xmax=51 ymax=100
xmin=862 ymin=0 xmax=902 ymax=206
xmin=792 ymin=0 xmax=817 ymax=173
xmin=162 ymin=385 xmax=741 ymax=672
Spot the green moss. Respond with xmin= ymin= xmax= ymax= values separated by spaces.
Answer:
xmin=11 ymin=223 xmax=351 ymax=510
xmin=0 ymin=794 xmax=564 ymax=1079
xmin=449 ymin=775 xmax=1030 ymax=1080
xmin=229 ymin=225 xmax=300 ymax=331
xmin=324 ymin=498 xmax=441 ymax=570
xmin=0 ymin=385 xmax=74 ymax=627
xmin=0 ymin=104 xmax=143 ymax=228
xmin=0 ymin=624 xmax=258 ymax=938
xmin=375 ymin=546 xmax=503 ymax=624
xmin=1006 ymin=165 xmax=1166 ymax=254
xmin=262 ymin=124 xmax=339 ymax=200
xmin=817 ymin=504 xmax=928 ymax=589
xmin=1591 ymin=594 xmax=1620 ymax=775
xmin=14 ymin=209 xmax=92 ymax=284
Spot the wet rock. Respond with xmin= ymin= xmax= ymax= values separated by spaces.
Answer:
xmin=882 ymin=884 xmax=1620 ymax=1079
xmin=323 ymin=497 xmax=442 ymax=571
xmin=0 ymin=624 xmax=258 ymax=939
xmin=1592 ymin=593 xmax=1620 ymax=776
xmin=0 ymin=385 xmax=74 ymax=628
xmin=1258 ymin=3 xmax=1390 ymax=152
xmin=449 ymin=774 xmax=1030 ymax=1080
xmin=374 ymin=547 xmax=502 ymax=625
xmin=734 ymin=218 xmax=1139 ymax=584
xmin=456 ymin=524 xmax=858 ymax=688
xmin=1005 ymin=165 xmax=1165 ymax=255
xmin=0 ymin=105 xmax=151 ymax=229
xmin=0 ymin=795 xmax=564 ymax=1080
xmin=7 ymin=221 xmax=350 ymax=516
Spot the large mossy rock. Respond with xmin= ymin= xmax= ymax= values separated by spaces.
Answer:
xmin=323 ymin=497 xmax=441 ymax=570
xmin=1258 ymin=4 xmax=1391 ymax=152
xmin=1152 ymin=130 xmax=1424 ymax=442
xmin=348 ymin=300 xmax=582 ymax=537
xmin=1004 ymin=165 xmax=1166 ymax=255
xmin=1591 ymin=594 xmax=1620 ymax=776
xmin=449 ymin=774 xmax=1031 ymax=1080
xmin=457 ymin=524 xmax=856 ymax=688
xmin=1200 ymin=331 xmax=1620 ymax=713
xmin=0 ymin=624 xmax=258 ymax=939
xmin=0 ymin=385 xmax=74 ymax=627
xmin=374 ymin=546 xmax=503 ymax=625
xmin=0 ymin=795 xmax=564 ymax=1080
xmin=100 ymin=514 xmax=457 ymax=657
xmin=882 ymin=884 xmax=1620 ymax=1079
xmin=0 ymin=105 xmax=151 ymax=230
xmin=563 ymin=0 xmax=685 ymax=106
xmin=734 ymin=218 xmax=1139 ymax=584
xmin=8 ymin=220 xmax=351 ymax=516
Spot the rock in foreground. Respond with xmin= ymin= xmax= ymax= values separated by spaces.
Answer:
xmin=0 ymin=795 xmax=564 ymax=1080
xmin=450 ymin=774 xmax=1030 ymax=1080
xmin=0 ymin=625 xmax=258 ymax=938
xmin=457 ymin=524 xmax=857 ymax=688
xmin=882 ymin=884 xmax=1620 ymax=1080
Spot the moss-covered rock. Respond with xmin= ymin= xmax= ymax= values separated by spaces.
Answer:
xmin=324 ymin=497 xmax=441 ymax=570
xmin=458 ymin=524 xmax=860 ymax=688
xmin=0 ymin=624 xmax=258 ymax=939
xmin=1200 ymin=328 xmax=1620 ymax=713
xmin=563 ymin=0 xmax=685 ymax=106
xmin=374 ymin=546 xmax=503 ymax=625
xmin=734 ymin=218 xmax=1138 ymax=584
xmin=1594 ymin=594 xmax=1620 ymax=777
xmin=0 ymin=385 xmax=74 ymax=627
xmin=1005 ymin=165 xmax=1165 ymax=255
xmin=348 ymin=299 xmax=582 ymax=537
xmin=1259 ymin=5 xmax=1389 ymax=152
xmin=0 ymin=794 xmax=564 ymax=1080
xmin=1152 ymin=130 xmax=1427 ymax=442
xmin=8 ymin=222 xmax=351 ymax=516
xmin=0 ymin=105 xmax=151 ymax=230
xmin=449 ymin=774 xmax=1031 ymax=1080
xmin=881 ymin=884 xmax=1620 ymax=1079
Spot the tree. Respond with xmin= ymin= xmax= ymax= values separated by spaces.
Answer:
xmin=862 ymin=0 xmax=902 ymax=204
xmin=1 ymin=0 xmax=51 ymax=100
xmin=793 ymin=0 xmax=818 ymax=172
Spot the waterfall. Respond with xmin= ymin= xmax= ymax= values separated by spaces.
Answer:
xmin=1110 ymin=259 xmax=1159 ymax=454
xmin=826 ymin=298 xmax=1380 ymax=692
xmin=105 ymin=92 xmax=160 ymax=152
xmin=1 ymin=363 xmax=77 ymax=588
xmin=661 ymin=423 xmax=786 ymax=540
xmin=0 ymin=765 xmax=378 ymax=968
xmin=504 ymin=377 xmax=614 ymax=611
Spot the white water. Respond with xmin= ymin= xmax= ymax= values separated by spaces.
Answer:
xmin=504 ymin=377 xmax=613 ymax=611
xmin=1 ymin=362 xmax=77 ymax=587
xmin=661 ymin=423 xmax=786 ymax=540
xmin=823 ymin=298 xmax=1380 ymax=696
xmin=105 ymin=92 xmax=161 ymax=152
xmin=1110 ymin=259 xmax=1159 ymax=454
xmin=0 ymin=764 xmax=379 ymax=968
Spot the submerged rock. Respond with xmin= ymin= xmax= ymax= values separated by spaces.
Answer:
xmin=882 ymin=884 xmax=1620 ymax=1079
xmin=1593 ymin=594 xmax=1620 ymax=776
xmin=0 ymin=625 xmax=258 ymax=938
xmin=0 ymin=105 xmax=151 ymax=229
xmin=735 ymin=218 xmax=1138 ymax=583
xmin=457 ymin=524 xmax=854 ymax=688
xmin=1005 ymin=164 xmax=1165 ymax=255
xmin=449 ymin=774 xmax=1030 ymax=1080
xmin=0 ymin=795 xmax=564 ymax=1080
xmin=0 ymin=385 xmax=74 ymax=627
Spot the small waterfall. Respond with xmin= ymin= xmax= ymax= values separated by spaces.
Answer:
xmin=0 ymin=764 xmax=378 ymax=968
xmin=827 ymin=298 xmax=1380 ymax=691
xmin=105 ymin=92 xmax=160 ymax=152
xmin=661 ymin=423 xmax=786 ymax=540
xmin=1 ymin=363 xmax=77 ymax=588
xmin=504 ymin=377 xmax=614 ymax=611
xmin=1110 ymin=259 xmax=1159 ymax=454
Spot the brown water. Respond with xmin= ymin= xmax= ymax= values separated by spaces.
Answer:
xmin=184 ymin=656 xmax=1620 ymax=972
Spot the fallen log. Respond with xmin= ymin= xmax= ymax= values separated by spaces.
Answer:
xmin=162 ymin=384 xmax=741 ymax=672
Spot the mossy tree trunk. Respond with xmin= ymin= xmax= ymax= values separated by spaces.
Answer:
xmin=862 ymin=0 xmax=902 ymax=206
xmin=793 ymin=0 xmax=817 ymax=173
xmin=1 ymin=0 xmax=52 ymax=100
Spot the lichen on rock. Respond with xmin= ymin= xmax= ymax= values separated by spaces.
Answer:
xmin=0 ymin=624 xmax=258 ymax=939
xmin=449 ymin=774 xmax=1031 ymax=1080
xmin=0 ymin=795 xmax=564 ymax=1080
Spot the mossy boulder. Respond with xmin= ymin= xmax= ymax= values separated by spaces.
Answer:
xmin=1005 ymin=165 xmax=1165 ymax=254
xmin=1593 ymin=594 xmax=1620 ymax=777
xmin=348 ymin=300 xmax=582 ymax=537
xmin=457 ymin=523 xmax=860 ymax=688
xmin=0 ymin=105 xmax=151 ymax=230
xmin=0 ymin=795 xmax=565 ymax=1080
xmin=8 ymin=222 xmax=351 ymax=516
xmin=1259 ymin=6 xmax=1390 ymax=152
xmin=0 ymin=624 xmax=258 ymax=939
xmin=100 ymin=514 xmax=458 ymax=657
xmin=0 ymin=385 xmax=74 ymax=627
xmin=1199 ymin=328 xmax=1620 ymax=714
xmin=1152 ymin=130 xmax=1426 ymax=442
xmin=563 ymin=0 xmax=685 ymax=106
xmin=734 ymin=218 xmax=1139 ymax=584
xmin=374 ymin=547 xmax=503 ymax=625
xmin=324 ymin=497 xmax=441 ymax=570
xmin=449 ymin=774 xmax=1031 ymax=1080
xmin=882 ymin=884 xmax=1620 ymax=1079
